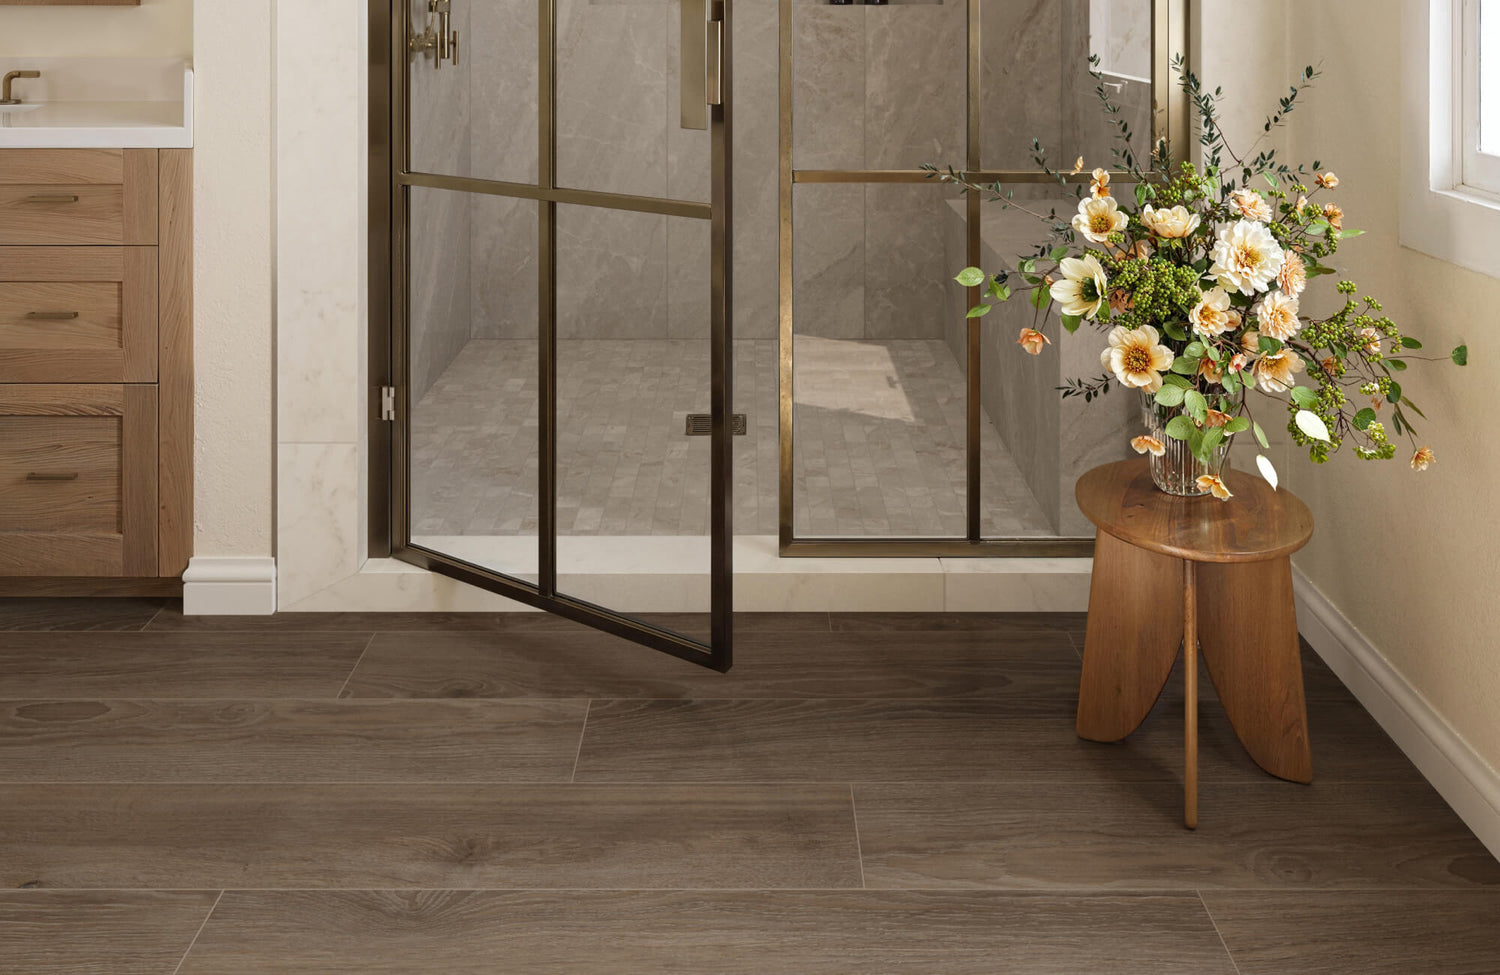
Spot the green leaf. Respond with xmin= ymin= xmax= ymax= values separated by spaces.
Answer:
xmin=1258 ymin=335 xmax=1284 ymax=354
xmin=1049 ymin=245 xmax=1070 ymax=262
xmin=966 ymin=304 xmax=992 ymax=318
xmin=1452 ymin=344 xmax=1469 ymax=366
xmin=990 ymin=282 xmax=1012 ymax=302
xmin=1201 ymin=426 xmax=1226 ymax=454
xmin=1338 ymin=228 xmax=1365 ymax=238
xmin=1186 ymin=425 xmax=1206 ymax=459
xmin=1289 ymin=386 xmax=1318 ymax=408
xmin=1030 ymin=287 xmax=1051 ymax=311
xmin=1164 ymin=415 xmax=1196 ymax=441
xmin=956 ymin=267 xmax=986 ymax=288
xmin=1253 ymin=420 xmax=1270 ymax=448
xmin=1206 ymin=345 xmax=1222 ymax=362
xmin=1061 ymin=314 xmax=1082 ymax=334
xmin=1163 ymin=322 xmax=1189 ymax=342
xmin=1386 ymin=380 xmax=1403 ymax=404
xmin=1171 ymin=356 xmax=1200 ymax=376
xmin=1018 ymin=257 xmax=1037 ymax=274
xmin=1225 ymin=416 xmax=1251 ymax=434
xmin=1353 ymin=407 xmax=1378 ymax=431
xmin=1386 ymin=358 xmax=1408 ymax=371
xmin=1154 ymin=385 xmax=1186 ymax=408
xmin=1295 ymin=409 xmax=1332 ymax=442
xmin=1185 ymin=341 xmax=1207 ymax=359
xmin=1183 ymin=390 xmax=1209 ymax=420
xmin=1163 ymin=374 xmax=1192 ymax=389
xmin=1399 ymin=336 xmax=1423 ymax=350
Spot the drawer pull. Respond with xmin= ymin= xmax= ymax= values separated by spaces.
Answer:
xmin=25 ymin=472 xmax=79 ymax=482
xmin=23 ymin=311 xmax=80 ymax=321
xmin=21 ymin=194 xmax=80 ymax=205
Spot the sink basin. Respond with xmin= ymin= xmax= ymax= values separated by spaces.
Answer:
xmin=0 ymin=103 xmax=43 ymax=114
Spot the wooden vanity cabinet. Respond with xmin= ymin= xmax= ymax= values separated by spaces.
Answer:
xmin=0 ymin=148 xmax=192 ymax=582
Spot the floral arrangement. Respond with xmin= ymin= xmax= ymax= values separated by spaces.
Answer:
xmin=931 ymin=59 xmax=1467 ymax=500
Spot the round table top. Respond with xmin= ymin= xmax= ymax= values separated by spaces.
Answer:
xmin=1075 ymin=459 xmax=1314 ymax=564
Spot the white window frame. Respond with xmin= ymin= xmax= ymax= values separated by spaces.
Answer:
xmin=1401 ymin=0 xmax=1500 ymax=277
xmin=1459 ymin=0 xmax=1500 ymax=194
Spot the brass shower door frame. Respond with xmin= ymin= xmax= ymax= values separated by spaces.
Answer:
xmin=374 ymin=0 xmax=737 ymax=670
xmin=777 ymin=0 xmax=1191 ymax=558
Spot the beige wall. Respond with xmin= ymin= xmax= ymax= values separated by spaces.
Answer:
xmin=0 ymin=0 xmax=192 ymax=58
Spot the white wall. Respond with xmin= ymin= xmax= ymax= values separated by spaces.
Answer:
xmin=0 ymin=0 xmax=192 ymax=58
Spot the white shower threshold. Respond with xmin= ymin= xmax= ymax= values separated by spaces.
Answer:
xmin=278 ymin=536 xmax=1092 ymax=614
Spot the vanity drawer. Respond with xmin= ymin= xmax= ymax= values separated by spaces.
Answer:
xmin=0 ymin=150 xmax=158 ymax=246
xmin=0 ymin=248 xmax=158 ymax=383
xmin=0 ymin=384 xmax=158 ymax=577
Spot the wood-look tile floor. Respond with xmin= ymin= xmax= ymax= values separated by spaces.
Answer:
xmin=1 ymin=599 xmax=1496 ymax=974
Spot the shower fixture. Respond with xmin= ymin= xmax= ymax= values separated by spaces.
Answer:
xmin=410 ymin=0 xmax=460 ymax=69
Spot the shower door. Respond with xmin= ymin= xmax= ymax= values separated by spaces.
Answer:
xmin=386 ymin=0 xmax=735 ymax=669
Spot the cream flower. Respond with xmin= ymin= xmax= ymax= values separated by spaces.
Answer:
xmin=1239 ymin=330 xmax=1262 ymax=353
xmin=1231 ymin=188 xmax=1273 ymax=222
xmin=1209 ymin=219 xmax=1286 ymax=295
xmin=1316 ymin=171 xmax=1339 ymax=189
xmin=1140 ymin=204 xmax=1201 ymax=239
xmin=1128 ymin=239 xmax=1155 ymax=261
xmin=1277 ymin=256 xmax=1307 ymax=297
xmin=1323 ymin=203 xmax=1344 ymax=230
xmin=1072 ymin=156 xmax=1085 ymax=174
xmin=1357 ymin=327 xmax=1383 ymax=355
xmin=1072 ymin=194 xmax=1127 ymax=243
xmin=1131 ymin=435 xmax=1166 ymax=457
xmin=1017 ymin=328 xmax=1050 ymax=356
xmin=1204 ymin=409 xmax=1235 ymax=428
xmin=1255 ymin=291 xmax=1302 ymax=342
xmin=1198 ymin=357 xmax=1225 ymax=384
xmin=1253 ymin=348 xmax=1307 ymax=392
xmin=1050 ymin=254 xmax=1109 ymax=319
xmin=1091 ymin=168 xmax=1111 ymax=197
xmin=1190 ymin=286 xmax=1240 ymax=338
xmin=1411 ymin=447 xmax=1435 ymax=471
xmin=1099 ymin=325 xmax=1175 ymax=393
xmin=1196 ymin=474 xmax=1233 ymax=500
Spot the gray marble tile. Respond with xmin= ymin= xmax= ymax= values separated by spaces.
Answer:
xmin=864 ymin=1 xmax=967 ymax=170
xmin=792 ymin=184 xmax=865 ymax=339
xmin=864 ymin=183 xmax=956 ymax=340
xmin=557 ymin=205 xmax=668 ymax=338
xmin=792 ymin=4 xmax=865 ymax=171
xmin=409 ymin=186 xmax=474 ymax=402
xmin=470 ymin=193 xmax=539 ymax=340
xmin=468 ymin=0 xmax=539 ymax=184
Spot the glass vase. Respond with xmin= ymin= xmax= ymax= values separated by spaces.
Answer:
xmin=1138 ymin=391 xmax=1231 ymax=496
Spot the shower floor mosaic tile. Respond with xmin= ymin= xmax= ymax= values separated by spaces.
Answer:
xmin=409 ymin=338 xmax=1052 ymax=537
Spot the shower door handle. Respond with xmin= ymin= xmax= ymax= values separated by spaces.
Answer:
xmin=680 ymin=0 xmax=722 ymax=130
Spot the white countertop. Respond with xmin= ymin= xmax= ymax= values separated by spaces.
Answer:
xmin=0 ymin=59 xmax=193 ymax=149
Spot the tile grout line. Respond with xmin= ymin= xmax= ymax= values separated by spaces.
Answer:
xmin=169 ymin=889 xmax=224 ymax=975
xmin=1195 ymin=889 xmax=1244 ymax=975
xmin=334 ymin=634 xmax=378 ymax=699
xmin=139 ymin=605 xmax=166 ymax=631
xmin=849 ymin=783 xmax=867 ymax=889
xmin=570 ymin=700 xmax=592 ymax=783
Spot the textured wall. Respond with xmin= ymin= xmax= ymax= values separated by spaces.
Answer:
xmin=0 ymin=0 xmax=191 ymax=58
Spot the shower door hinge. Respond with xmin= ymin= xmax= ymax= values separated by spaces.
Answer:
xmin=379 ymin=386 xmax=397 ymax=422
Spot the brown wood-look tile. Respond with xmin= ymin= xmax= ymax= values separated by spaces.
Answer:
xmin=0 ymin=597 xmax=164 ymax=632
xmin=574 ymin=696 xmax=1423 ymax=784
xmin=0 ymin=784 xmax=861 ymax=890
xmin=176 ymin=890 xmax=1237 ymax=974
xmin=854 ymin=781 xmax=1500 ymax=890
xmin=0 ymin=632 xmax=372 ymax=699
xmin=0 ymin=890 xmax=219 ymax=975
xmin=344 ymin=629 xmax=1081 ymax=699
xmin=0 ymin=699 xmax=588 ymax=782
xmin=1199 ymin=890 xmax=1500 ymax=975
xmin=830 ymin=611 xmax=1087 ymax=637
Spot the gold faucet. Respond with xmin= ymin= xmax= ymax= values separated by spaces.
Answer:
xmin=1 ymin=71 xmax=41 ymax=106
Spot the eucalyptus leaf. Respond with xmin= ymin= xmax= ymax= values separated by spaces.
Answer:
xmin=1294 ymin=409 xmax=1332 ymax=442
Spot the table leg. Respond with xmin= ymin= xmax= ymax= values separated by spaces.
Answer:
xmin=1077 ymin=530 xmax=1184 ymax=743
xmin=1183 ymin=559 xmax=1198 ymax=830
xmin=1196 ymin=556 xmax=1313 ymax=783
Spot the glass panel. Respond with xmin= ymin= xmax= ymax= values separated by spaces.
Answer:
xmin=791 ymin=181 xmax=968 ymax=537
xmin=792 ymin=0 xmax=967 ymax=171
xmin=555 ymin=204 xmax=711 ymax=641
xmin=408 ymin=186 xmax=542 ymax=580
xmin=978 ymin=195 xmax=1131 ymax=538
xmin=407 ymin=0 xmax=540 ymax=184
xmin=980 ymin=0 xmax=1153 ymax=170
xmin=555 ymin=0 xmax=710 ymax=202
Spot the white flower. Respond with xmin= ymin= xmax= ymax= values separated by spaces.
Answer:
xmin=1209 ymin=219 xmax=1286 ymax=296
xmin=1230 ymin=188 xmax=1274 ymax=222
xmin=1099 ymin=325 xmax=1175 ymax=393
xmin=1255 ymin=291 xmax=1302 ymax=342
xmin=1072 ymin=195 xmax=1128 ymax=244
xmin=1049 ymin=254 xmax=1109 ymax=319
xmin=1140 ymin=204 xmax=1201 ymax=239
xmin=1253 ymin=348 xmax=1307 ymax=392
xmin=1189 ymin=286 xmax=1240 ymax=338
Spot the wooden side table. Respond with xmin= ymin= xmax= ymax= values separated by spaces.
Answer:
xmin=1075 ymin=459 xmax=1316 ymax=829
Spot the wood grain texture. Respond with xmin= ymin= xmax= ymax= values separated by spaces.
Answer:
xmin=1076 ymin=529 xmax=1183 ymax=743
xmin=120 ymin=150 xmax=157 ymax=245
xmin=0 ymin=0 xmax=140 ymax=4
xmin=0 ymin=596 xmax=163 ymax=630
xmin=0 ymin=699 xmax=590 ymax=782
xmin=173 ymin=890 xmax=1237 ymax=975
xmin=0 ymin=149 xmax=124 ymax=185
xmin=0 ymin=890 xmax=217 ymax=975
xmin=1184 ymin=559 xmax=1198 ymax=829
xmin=1075 ymin=459 xmax=1314 ymax=563
xmin=0 ymin=577 xmax=181 ymax=597
xmin=121 ymin=384 xmax=157 ymax=576
xmin=854 ymin=781 xmax=1500 ymax=890
xmin=156 ymin=148 xmax=192 ymax=576
xmin=344 ymin=629 xmax=1083 ymax=700
xmin=0 ymin=185 xmax=127 ymax=245
xmin=1199 ymin=890 xmax=1500 ymax=975
xmin=1198 ymin=558 xmax=1313 ymax=783
xmin=0 ymin=783 xmax=862 ymax=890
xmin=0 ymin=631 xmax=371 ymax=697
xmin=144 ymin=606 xmax=831 ymax=633
xmin=0 ymin=415 xmax=121 ymax=532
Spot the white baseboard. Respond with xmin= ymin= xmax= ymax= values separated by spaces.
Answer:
xmin=1293 ymin=566 xmax=1500 ymax=860
xmin=182 ymin=557 xmax=278 ymax=615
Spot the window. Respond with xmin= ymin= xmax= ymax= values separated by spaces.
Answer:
xmin=1461 ymin=0 xmax=1500 ymax=194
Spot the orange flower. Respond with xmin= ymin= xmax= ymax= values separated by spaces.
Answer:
xmin=1073 ymin=156 xmax=1085 ymax=174
xmin=1131 ymin=435 xmax=1167 ymax=457
xmin=1320 ymin=356 xmax=1341 ymax=377
xmin=1017 ymin=328 xmax=1050 ymax=356
xmin=1316 ymin=171 xmax=1339 ymax=189
xmin=1410 ymin=447 xmax=1435 ymax=471
xmin=1196 ymin=474 xmax=1233 ymax=500
xmin=1128 ymin=239 xmax=1155 ymax=261
xmin=1204 ymin=408 xmax=1235 ymax=428
xmin=1295 ymin=194 xmax=1309 ymax=214
xmin=1230 ymin=353 xmax=1250 ymax=374
xmin=1323 ymin=203 xmax=1344 ymax=230
xmin=1198 ymin=357 xmax=1225 ymax=384
xmin=1090 ymin=167 xmax=1111 ymax=197
xmin=1108 ymin=288 xmax=1132 ymax=315
xmin=1277 ymin=257 xmax=1307 ymax=297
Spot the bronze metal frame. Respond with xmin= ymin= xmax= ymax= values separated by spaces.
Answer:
xmin=376 ymin=0 xmax=735 ymax=670
xmin=777 ymin=0 xmax=1190 ymax=558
